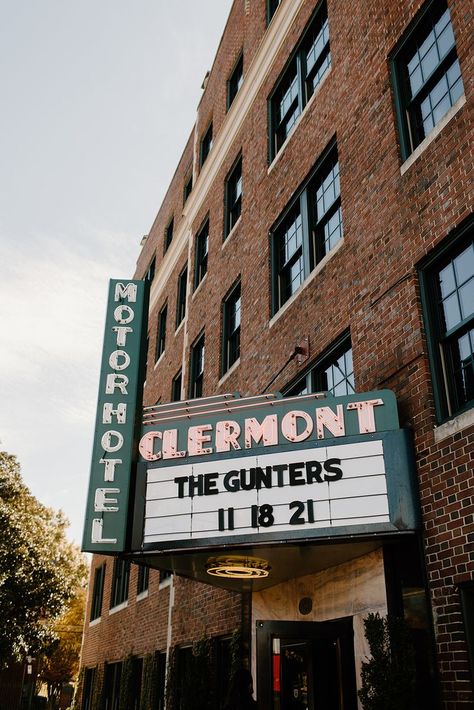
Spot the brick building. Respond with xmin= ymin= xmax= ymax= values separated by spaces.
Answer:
xmin=78 ymin=0 xmax=473 ymax=708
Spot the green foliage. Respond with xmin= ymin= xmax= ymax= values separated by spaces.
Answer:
xmin=40 ymin=589 xmax=87 ymax=708
xmin=0 ymin=451 xmax=88 ymax=666
xmin=358 ymin=612 xmax=416 ymax=710
xmin=166 ymin=638 xmax=214 ymax=710
xmin=139 ymin=653 xmax=155 ymax=710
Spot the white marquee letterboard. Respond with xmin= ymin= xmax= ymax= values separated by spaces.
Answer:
xmin=143 ymin=439 xmax=390 ymax=546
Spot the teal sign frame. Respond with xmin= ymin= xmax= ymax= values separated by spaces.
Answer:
xmin=82 ymin=280 xmax=148 ymax=552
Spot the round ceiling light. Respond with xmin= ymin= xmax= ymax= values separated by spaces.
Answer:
xmin=206 ymin=555 xmax=271 ymax=579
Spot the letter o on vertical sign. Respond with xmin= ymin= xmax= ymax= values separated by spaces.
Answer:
xmin=109 ymin=350 xmax=131 ymax=371
xmin=101 ymin=430 xmax=124 ymax=453
xmin=114 ymin=305 xmax=135 ymax=324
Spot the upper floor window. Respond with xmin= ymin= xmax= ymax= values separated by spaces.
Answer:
xmin=172 ymin=370 xmax=182 ymax=402
xmin=419 ymin=219 xmax=473 ymax=421
xmin=90 ymin=563 xmax=105 ymax=621
xmin=136 ymin=564 xmax=149 ymax=595
xmin=271 ymin=142 xmax=342 ymax=314
xmin=194 ymin=220 xmax=209 ymax=289
xmin=200 ymin=122 xmax=213 ymax=167
xmin=110 ymin=558 xmax=130 ymax=608
xmin=269 ymin=2 xmax=330 ymax=160
xmin=176 ymin=266 xmax=188 ymax=327
xmin=227 ymin=54 xmax=243 ymax=109
xmin=391 ymin=0 xmax=464 ymax=161
xmin=144 ymin=255 xmax=156 ymax=283
xmin=190 ymin=332 xmax=205 ymax=399
xmin=222 ymin=281 xmax=241 ymax=374
xmin=164 ymin=217 xmax=174 ymax=253
xmin=155 ymin=303 xmax=167 ymax=361
xmin=267 ymin=0 xmax=281 ymax=24
xmin=224 ymin=156 xmax=242 ymax=238
xmin=285 ymin=334 xmax=355 ymax=397
xmin=184 ymin=172 xmax=193 ymax=204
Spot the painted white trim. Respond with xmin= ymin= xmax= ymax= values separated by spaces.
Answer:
xmin=218 ymin=357 xmax=241 ymax=386
xmin=146 ymin=0 xmax=306 ymax=314
xmin=192 ymin=273 xmax=208 ymax=301
xmin=108 ymin=600 xmax=128 ymax=615
xmin=153 ymin=351 xmax=165 ymax=370
xmin=159 ymin=574 xmax=173 ymax=591
xmin=222 ymin=216 xmax=242 ymax=249
xmin=136 ymin=589 xmax=149 ymax=602
xmin=434 ymin=406 xmax=474 ymax=444
xmin=89 ymin=617 xmax=101 ymax=627
xmin=400 ymin=94 xmax=466 ymax=176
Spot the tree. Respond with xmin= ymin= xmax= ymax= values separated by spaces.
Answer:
xmin=0 ymin=451 xmax=88 ymax=666
xmin=39 ymin=588 xmax=87 ymax=709
xmin=358 ymin=612 xmax=416 ymax=710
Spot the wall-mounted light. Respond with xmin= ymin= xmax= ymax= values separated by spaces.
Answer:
xmin=206 ymin=555 xmax=270 ymax=579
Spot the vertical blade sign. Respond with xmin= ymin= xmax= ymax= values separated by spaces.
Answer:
xmin=82 ymin=280 xmax=147 ymax=552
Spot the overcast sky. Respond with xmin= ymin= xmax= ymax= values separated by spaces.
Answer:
xmin=0 ymin=0 xmax=233 ymax=545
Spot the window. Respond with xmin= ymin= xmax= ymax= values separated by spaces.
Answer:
xmin=227 ymin=53 xmax=243 ymax=109
xmin=391 ymin=0 xmax=464 ymax=160
xmin=419 ymin=220 xmax=473 ymax=421
xmin=164 ymin=217 xmax=174 ymax=252
xmin=82 ymin=667 xmax=96 ymax=710
xmin=224 ymin=156 xmax=242 ymax=238
xmin=194 ymin=220 xmax=209 ymax=289
xmin=190 ymin=332 xmax=205 ymax=399
xmin=200 ymin=122 xmax=213 ymax=167
xmin=137 ymin=564 xmax=149 ymax=595
xmin=90 ymin=563 xmax=105 ymax=621
xmin=285 ymin=335 xmax=355 ymax=397
xmin=172 ymin=370 xmax=182 ymax=402
xmin=160 ymin=569 xmax=172 ymax=584
xmin=155 ymin=303 xmax=167 ymax=361
xmin=183 ymin=172 xmax=193 ymax=204
xmin=271 ymin=142 xmax=342 ymax=314
xmin=144 ymin=256 xmax=156 ymax=283
xmin=110 ymin=558 xmax=130 ymax=608
xmin=267 ymin=0 xmax=281 ymax=24
xmin=269 ymin=2 xmax=330 ymax=160
xmin=222 ymin=282 xmax=241 ymax=374
xmin=176 ymin=266 xmax=188 ymax=327
xmin=104 ymin=663 xmax=122 ymax=710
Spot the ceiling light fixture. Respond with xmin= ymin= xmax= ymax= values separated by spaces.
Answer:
xmin=206 ymin=555 xmax=270 ymax=580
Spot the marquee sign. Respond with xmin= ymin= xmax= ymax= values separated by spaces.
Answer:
xmin=82 ymin=280 xmax=148 ymax=552
xmin=138 ymin=391 xmax=419 ymax=552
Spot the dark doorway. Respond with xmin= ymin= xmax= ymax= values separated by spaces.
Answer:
xmin=256 ymin=618 xmax=357 ymax=710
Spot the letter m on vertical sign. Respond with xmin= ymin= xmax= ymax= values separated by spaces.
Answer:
xmin=82 ymin=279 xmax=148 ymax=552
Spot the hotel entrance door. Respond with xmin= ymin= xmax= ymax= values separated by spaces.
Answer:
xmin=256 ymin=619 xmax=357 ymax=710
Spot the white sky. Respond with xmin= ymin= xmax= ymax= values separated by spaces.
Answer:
xmin=0 ymin=0 xmax=233 ymax=545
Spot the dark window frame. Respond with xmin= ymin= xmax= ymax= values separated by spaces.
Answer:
xmin=268 ymin=0 xmax=331 ymax=161
xmin=104 ymin=662 xmax=122 ymax=710
xmin=222 ymin=280 xmax=241 ymax=375
xmin=267 ymin=0 xmax=282 ymax=25
xmin=227 ymin=53 xmax=244 ymax=109
xmin=90 ymin=563 xmax=106 ymax=621
xmin=190 ymin=332 xmax=205 ymax=399
xmin=164 ymin=217 xmax=174 ymax=253
xmin=419 ymin=217 xmax=474 ymax=422
xmin=183 ymin=172 xmax=193 ymax=204
xmin=284 ymin=332 xmax=355 ymax=397
xmin=82 ymin=667 xmax=96 ymax=710
xmin=271 ymin=140 xmax=342 ymax=314
xmin=224 ymin=155 xmax=243 ymax=239
xmin=172 ymin=370 xmax=182 ymax=402
xmin=144 ymin=255 xmax=156 ymax=283
xmin=176 ymin=266 xmax=188 ymax=328
xmin=194 ymin=219 xmax=209 ymax=290
xmin=390 ymin=0 xmax=465 ymax=161
xmin=110 ymin=558 xmax=130 ymax=609
xmin=155 ymin=303 xmax=167 ymax=362
xmin=200 ymin=121 xmax=213 ymax=167
xmin=136 ymin=564 xmax=149 ymax=595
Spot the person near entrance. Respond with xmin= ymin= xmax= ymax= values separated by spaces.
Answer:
xmin=224 ymin=667 xmax=258 ymax=709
